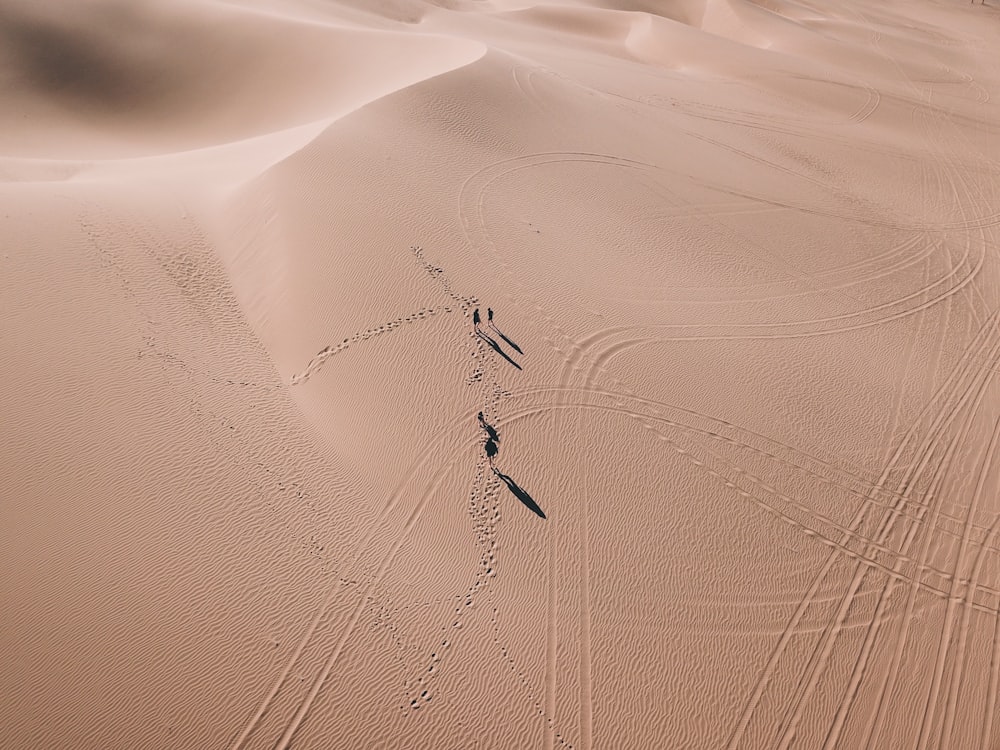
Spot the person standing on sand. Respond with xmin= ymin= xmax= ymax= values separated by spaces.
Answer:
xmin=473 ymin=308 xmax=481 ymax=329
xmin=487 ymin=308 xmax=494 ymax=323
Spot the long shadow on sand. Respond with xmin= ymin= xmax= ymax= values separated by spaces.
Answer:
xmin=478 ymin=412 xmax=500 ymax=443
xmin=477 ymin=330 xmax=522 ymax=370
xmin=488 ymin=321 xmax=523 ymax=356
xmin=493 ymin=467 xmax=545 ymax=519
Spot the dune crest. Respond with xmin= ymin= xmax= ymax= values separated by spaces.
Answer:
xmin=0 ymin=0 xmax=485 ymax=163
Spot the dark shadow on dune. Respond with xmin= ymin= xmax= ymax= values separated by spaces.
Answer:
xmin=478 ymin=412 xmax=500 ymax=443
xmin=0 ymin=4 xmax=173 ymax=109
xmin=493 ymin=467 xmax=545 ymax=519
xmin=477 ymin=330 xmax=522 ymax=370
xmin=485 ymin=438 xmax=498 ymax=463
xmin=489 ymin=322 xmax=523 ymax=355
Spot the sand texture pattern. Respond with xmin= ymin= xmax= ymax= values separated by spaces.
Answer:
xmin=3 ymin=0 xmax=1000 ymax=747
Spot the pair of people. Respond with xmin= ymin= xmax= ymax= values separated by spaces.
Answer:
xmin=472 ymin=307 xmax=499 ymax=331
xmin=473 ymin=307 xmax=524 ymax=369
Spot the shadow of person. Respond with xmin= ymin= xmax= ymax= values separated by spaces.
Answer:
xmin=477 ymin=330 xmax=522 ymax=371
xmin=493 ymin=467 xmax=545 ymax=519
xmin=478 ymin=411 xmax=500 ymax=443
xmin=488 ymin=308 xmax=523 ymax=355
xmin=485 ymin=437 xmax=499 ymax=466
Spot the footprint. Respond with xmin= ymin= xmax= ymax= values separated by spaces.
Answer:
xmin=290 ymin=305 xmax=450 ymax=385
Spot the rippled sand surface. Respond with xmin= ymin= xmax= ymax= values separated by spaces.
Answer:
xmin=3 ymin=0 xmax=1000 ymax=747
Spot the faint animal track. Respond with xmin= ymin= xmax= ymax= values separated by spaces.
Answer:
xmin=404 ymin=459 xmax=499 ymax=711
xmin=74 ymin=200 xmax=388 ymax=750
xmin=390 ymin=248 xmax=565 ymax=738
xmin=289 ymin=243 xmax=480 ymax=386
xmin=290 ymin=306 xmax=452 ymax=385
xmin=410 ymin=245 xmax=478 ymax=310
xmin=403 ymin=327 xmax=506 ymax=709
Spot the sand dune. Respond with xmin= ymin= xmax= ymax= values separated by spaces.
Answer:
xmin=0 ymin=0 xmax=484 ymax=180
xmin=3 ymin=0 xmax=1000 ymax=747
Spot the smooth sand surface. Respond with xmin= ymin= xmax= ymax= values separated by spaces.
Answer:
xmin=3 ymin=0 xmax=1000 ymax=747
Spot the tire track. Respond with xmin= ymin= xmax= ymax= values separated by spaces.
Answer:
xmin=827 ymin=19 xmax=1000 ymax=747
xmin=725 ymin=308 xmax=1000 ymax=750
xmin=462 ymin=152 xmax=986 ymax=341
xmin=577 ymin=359 xmax=595 ymax=750
xmin=524 ymin=379 xmax=994 ymax=540
xmin=519 ymin=350 xmax=1000 ymax=572
xmin=469 ymin=148 xmax=936 ymax=304
xmin=656 ymin=86 xmax=1000 ymax=175
xmin=229 ymin=579 xmax=349 ymax=750
xmin=935 ymin=417 xmax=1000 ymax=750
xmin=678 ymin=124 xmax=1000 ymax=234
xmin=75 ymin=199 xmax=381 ymax=750
xmin=965 ymin=507 xmax=1000 ymax=750
xmin=904 ymin=38 xmax=1000 ymax=748
xmin=586 ymin=324 xmax=985 ymax=592
xmin=267 ymin=243 xmax=564 ymax=747
xmin=981 ymin=606 xmax=1000 ymax=750
xmin=459 ymin=110 xmax=993 ymax=750
xmin=234 ymin=245 xmax=481 ymax=748
xmin=772 ymin=85 xmax=996 ymax=750
xmin=500 ymin=397 xmax=1000 ymax=610
xmin=773 ymin=308 xmax=1000 ymax=749
xmin=541 ymin=315 xmax=585 ymax=750
xmin=626 ymin=150 xmax=931 ymax=314
xmin=523 ymin=377 xmax=1000 ymax=606
xmin=820 ymin=427 xmax=958 ymax=750
xmin=273 ymin=433 xmax=470 ymax=749
xmin=581 ymin=145 xmax=988 ymax=747
xmin=820 ymin=231 xmax=939 ymax=750
xmin=529 ymin=266 xmax=999 ymax=749
xmin=347 ymin=384 xmax=1000 ymax=748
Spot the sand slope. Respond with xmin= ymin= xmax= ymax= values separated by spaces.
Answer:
xmin=3 ymin=0 xmax=1000 ymax=747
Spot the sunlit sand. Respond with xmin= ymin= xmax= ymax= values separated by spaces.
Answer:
xmin=3 ymin=0 xmax=1000 ymax=747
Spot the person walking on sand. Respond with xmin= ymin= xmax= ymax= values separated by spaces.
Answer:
xmin=473 ymin=308 xmax=481 ymax=329
xmin=484 ymin=437 xmax=498 ymax=467
xmin=478 ymin=411 xmax=500 ymax=443
xmin=487 ymin=308 xmax=494 ymax=323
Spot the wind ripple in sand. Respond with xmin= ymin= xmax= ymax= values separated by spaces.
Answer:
xmin=290 ymin=306 xmax=454 ymax=385
xmin=5 ymin=0 xmax=1000 ymax=748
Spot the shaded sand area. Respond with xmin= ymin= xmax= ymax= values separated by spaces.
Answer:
xmin=3 ymin=0 xmax=1000 ymax=747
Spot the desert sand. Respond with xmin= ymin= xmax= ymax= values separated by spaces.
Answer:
xmin=2 ymin=0 xmax=1000 ymax=747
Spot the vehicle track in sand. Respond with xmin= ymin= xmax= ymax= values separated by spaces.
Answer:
xmin=725 ymin=299 xmax=1000 ymax=749
xmin=722 ymin=12 xmax=1000 ymax=747
xmin=460 ymin=151 xmax=988 ymax=341
xmin=458 ymin=128 xmax=997 ymax=746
